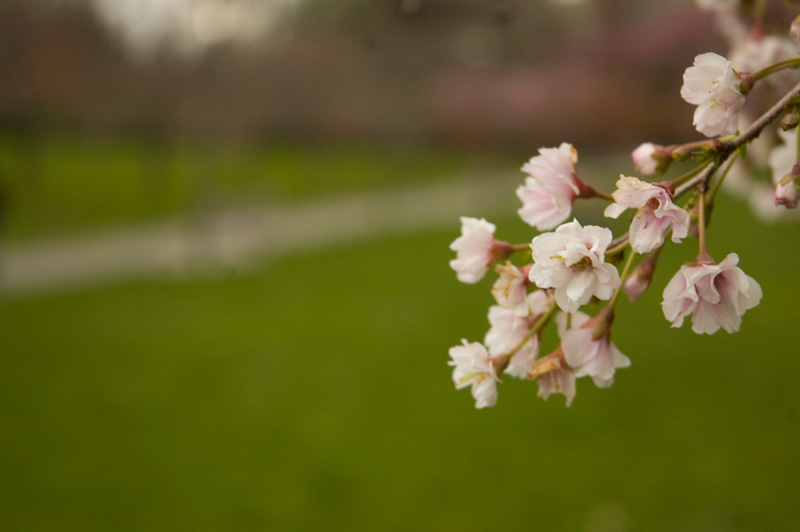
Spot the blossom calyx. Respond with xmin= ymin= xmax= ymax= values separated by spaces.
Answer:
xmin=781 ymin=113 xmax=800 ymax=131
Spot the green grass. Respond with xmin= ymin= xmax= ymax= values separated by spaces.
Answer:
xmin=1 ymin=194 xmax=799 ymax=531
xmin=0 ymin=133 xmax=502 ymax=241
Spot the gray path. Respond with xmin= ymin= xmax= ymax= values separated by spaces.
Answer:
xmin=1 ymin=175 xmax=520 ymax=298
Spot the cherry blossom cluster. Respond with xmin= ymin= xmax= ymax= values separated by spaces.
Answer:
xmin=448 ymin=0 xmax=799 ymax=409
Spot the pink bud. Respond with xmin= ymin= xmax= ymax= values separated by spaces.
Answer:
xmin=631 ymin=143 xmax=671 ymax=177
xmin=623 ymin=251 xmax=659 ymax=302
xmin=775 ymin=173 xmax=800 ymax=209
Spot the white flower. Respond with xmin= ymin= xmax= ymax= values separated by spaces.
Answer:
xmin=484 ymin=292 xmax=553 ymax=379
xmin=449 ymin=217 xmax=496 ymax=284
xmin=557 ymin=311 xmax=630 ymax=388
xmin=516 ymin=143 xmax=580 ymax=230
xmin=661 ymin=253 xmax=762 ymax=334
xmin=491 ymin=263 xmax=529 ymax=316
xmin=604 ymin=176 xmax=690 ymax=253
xmin=528 ymin=219 xmax=620 ymax=313
xmin=448 ymin=340 xmax=499 ymax=409
xmin=681 ymin=53 xmax=746 ymax=137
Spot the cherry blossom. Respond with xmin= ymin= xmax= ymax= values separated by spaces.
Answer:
xmin=528 ymin=219 xmax=620 ymax=312
xmin=448 ymin=340 xmax=499 ymax=409
xmin=449 ymin=217 xmax=497 ymax=284
xmin=484 ymin=305 xmax=539 ymax=379
xmin=557 ymin=311 xmax=631 ymax=388
xmin=604 ymin=176 xmax=690 ymax=253
xmin=516 ymin=143 xmax=581 ymax=231
xmin=681 ymin=52 xmax=747 ymax=137
xmin=530 ymin=348 xmax=577 ymax=407
xmin=662 ymin=253 xmax=762 ymax=334
xmin=491 ymin=263 xmax=530 ymax=316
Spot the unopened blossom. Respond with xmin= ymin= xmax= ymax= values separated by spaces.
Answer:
xmin=557 ymin=311 xmax=631 ymax=388
xmin=631 ymin=143 xmax=671 ymax=177
xmin=604 ymin=176 xmax=690 ymax=253
xmin=662 ymin=253 xmax=762 ymax=334
xmin=491 ymin=263 xmax=530 ymax=316
xmin=449 ymin=217 xmax=497 ymax=284
xmin=775 ymin=172 xmax=800 ymax=209
xmin=516 ymin=143 xmax=581 ymax=231
xmin=623 ymin=250 xmax=660 ymax=302
xmin=448 ymin=340 xmax=499 ymax=409
xmin=681 ymin=52 xmax=747 ymax=137
xmin=530 ymin=348 xmax=577 ymax=407
xmin=529 ymin=219 xmax=620 ymax=313
xmin=769 ymin=129 xmax=800 ymax=209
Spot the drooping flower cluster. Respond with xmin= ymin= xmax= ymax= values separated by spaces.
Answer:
xmin=446 ymin=0 xmax=797 ymax=410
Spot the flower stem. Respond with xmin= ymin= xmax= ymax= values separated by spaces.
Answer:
xmin=752 ymin=58 xmax=800 ymax=82
xmin=607 ymin=249 xmax=637 ymax=309
xmin=676 ymin=79 xmax=800 ymax=198
xmin=707 ymin=150 xmax=740 ymax=202
xmin=697 ymin=186 xmax=709 ymax=259
xmin=670 ymin=160 xmax=712 ymax=188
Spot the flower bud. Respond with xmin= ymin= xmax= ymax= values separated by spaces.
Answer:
xmin=631 ymin=143 xmax=672 ymax=177
xmin=623 ymin=251 xmax=660 ymax=302
xmin=791 ymin=14 xmax=800 ymax=42
xmin=775 ymin=164 xmax=800 ymax=209
xmin=781 ymin=113 xmax=800 ymax=131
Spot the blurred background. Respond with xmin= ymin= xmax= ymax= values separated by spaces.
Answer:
xmin=1 ymin=0 xmax=799 ymax=531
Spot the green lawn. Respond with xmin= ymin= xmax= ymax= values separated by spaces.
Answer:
xmin=0 ymin=133 xmax=498 ymax=241
xmin=1 ymin=193 xmax=799 ymax=531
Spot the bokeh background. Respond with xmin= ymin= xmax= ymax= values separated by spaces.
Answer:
xmin=1 ymin=1 xmax=799 ymax=531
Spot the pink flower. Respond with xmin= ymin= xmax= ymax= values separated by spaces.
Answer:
xmin=491 ymin=263 xmax=530 ymax=316
xmin=604 ymin=176 xmax=690 ymax=253
xmin=557 ymin=311 xmax=631 ymax=388
xmin=449 ymin=217 xmax=496 ymax=284
xmin=516 ymin=143 xmax=581 ymax=230
xmin=528 ymin=219 xmax=620 ymax=313
xmin=661 ymin=253 xmax=762 ymax=334
xmin=448 ymin=340 xmax=499 ymax=409
xmin=681 ymin=53 xmax=746 ymax=137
